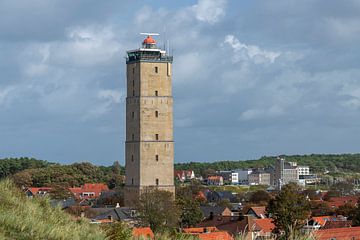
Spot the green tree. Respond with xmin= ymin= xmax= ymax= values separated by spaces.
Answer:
xmin=136 ymin=188 xmax=180 ymax=232
xmin=336 ymin=203 xmax=357 ymax=219
xmin=177 ymin=196 xmax=203 ymax=227
xmin=266 ymin=183 xmax=310 ymax=239
xmin=104 ymin=221 xmax=132 ymax=240
xmin=249 ymin=190 xmax=271 ymax=204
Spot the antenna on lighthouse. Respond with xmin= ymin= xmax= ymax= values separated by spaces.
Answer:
xmin=140 ymin=32 xmax=160 ymax=36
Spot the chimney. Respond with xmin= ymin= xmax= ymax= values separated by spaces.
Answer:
xmin=116 ymin=203 xmax=120 ymax=208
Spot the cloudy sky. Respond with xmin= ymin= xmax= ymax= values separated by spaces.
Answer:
xmin=1 ymin=0 xmax=360 ymax=165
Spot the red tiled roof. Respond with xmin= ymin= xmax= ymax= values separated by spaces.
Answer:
xmin=27 ymin=187 xmax=52 ymax=195
xmin=183 ymin=227 xmax=218 ymax=234
xmin=315 ymin=226 xmax=360 ymax=240
xmin=69 ymin=183 xmax=109 ymax=199
xmin=249 ymin=206 xmax=266 ymax=218
xmin=312 ymin=216 xmax=332 ymax=226
xmin=132 ymin=227 xmax=154 ymax=239
xmin=207 ymin=176 xmax=222 ymax=180
xmin=253 ymin=218 xmax=275 ymax=233
xmin=197 ymin=231 xmax=234 ymax=240
xmin=327 ymin=196 xmax=359 ymax=208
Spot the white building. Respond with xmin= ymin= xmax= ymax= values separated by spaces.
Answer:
xmin=233 ymin=169 xmax=253 ymax=185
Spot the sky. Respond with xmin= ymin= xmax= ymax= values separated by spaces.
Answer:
xmin=1 ymin=0 xmax=360 ymax=166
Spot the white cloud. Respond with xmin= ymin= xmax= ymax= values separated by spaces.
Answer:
xmin=193 ymin=0 xmax=227 ymax=24
xmin=224 ymin=35 xmax=281 ymax=64
xmin=239 ymin=105 xmax=284 ymax=121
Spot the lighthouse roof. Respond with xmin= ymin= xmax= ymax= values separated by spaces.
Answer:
xmin=143 ymin=35 xmax=156 ymax=44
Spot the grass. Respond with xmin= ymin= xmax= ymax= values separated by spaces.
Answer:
xmin=0 ymin=179 xmax=106 ymax=240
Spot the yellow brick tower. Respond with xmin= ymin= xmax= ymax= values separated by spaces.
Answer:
xmin=124 ymin=34 xmax=175 ymax=207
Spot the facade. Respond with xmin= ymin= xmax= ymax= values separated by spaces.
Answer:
xmin=298 ymin=166 xmax=310 ymax=176
xmin=274 ymin=157 xmax=299 ymax=189
xmin=248 ymin=171 xmax=271 ymax=186
xmin=174 ymin=170 xmax=195 ymax=182
xmin=234 ymin=169 xmax=253 ymax=185
xmin=231 ymin=172 xmax=239 ymax=184
xmin=207 ymin=176 xmax=224 ymax=186
xmin=124 ymin=35 xmax=175 ymax=206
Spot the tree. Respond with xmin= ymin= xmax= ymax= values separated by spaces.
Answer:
xmin=336 ymin=203 xmax=357 ymax=219
xmin=104 ymin=221 xmax=132 ymax=240
xmin=266 ymin=183 xmax=310 ymax=239
xmin=352 ymin=199 xmax=360 ymax=226
xmin=177 ymin=195 xmax=203 ymax=227
xmin=12 ymin=171 xmax=33 ymax=188
xmin=249 ymin=190 xmax=271 ymax=204
xmin=136 ymin=188 xmax=180 ymax=232
xmin=48 ymin=185 xmax=74 ymax=200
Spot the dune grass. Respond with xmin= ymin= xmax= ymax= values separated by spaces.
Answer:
xmin=0 ymin=179 xmax=106 ymax=240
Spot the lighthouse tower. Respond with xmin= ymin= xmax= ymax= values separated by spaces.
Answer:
xmin=124 ymin=34 xmax=175 ymax=206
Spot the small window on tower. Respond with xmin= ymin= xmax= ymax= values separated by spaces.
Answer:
xmin=155 ymin=91 xmax=158 ymax=96
xmin=155 ymin=111 xmax=158 ymax=118
xmin=133 ymin=90 xmax=135 ymax=96
xmin=155 ymin=66 xmax=158 ymax=73
xmin=131 ymin=155 xmax=134 ymax=162
xmin=156 ymin=178 xmax=159 ymax=186
xmin=132 ymin=178 xmax=134 ymax=185
xmin=156 ymin=155 xmax=159 ymax=161
xmin=132 ymin=134 xmax=134 ymax=141
xmin=132 ymin=112 xmax=134 ymax=118
xmin=132 ymin=68 xmax=135 ymax=74
xmin=155 ymin=134 xmax=159 ymax=140
xmin=132 ymin=79 xmax=135 ymax=86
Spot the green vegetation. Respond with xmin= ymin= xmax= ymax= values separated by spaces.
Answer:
xmin=267 ymin=183 xmax=311 ymax=239
xmin=0 ymin=179 xmax=105 ymax=240
xmin=0 ymin=157 xmax=51 ymax=178
xmin=175 ymin=153 xmax=360 ymax=175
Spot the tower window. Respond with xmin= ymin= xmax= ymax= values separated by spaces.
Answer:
xmin=131 ymin=155 xmax=134 ymax=162
xmin=155 ymin=134 xmax=159 ymax=140
xmin=155 ymin=155 xmax=159 ymax=161
xmin=132 ymin=79 xmax=135 ymax=87
xmin=132 ymin=112 xmax=134 ymax=118
xmin=155 ymin=111 xmax=158 ymax=118
xmin=132 ymin=134 xmax=134 ymax=141
xmin=132 ymin=178 xmax=134 ymax=185
xmin=155 ymin=91 xmax=158 ymax=96
xmin=156 ymin=178 xmax=159 ymax=186
xmin=133 ymin=90 xmax=135 ymax=96
xmin=132 ymin=68 xmax=135 ymax=74
xmin=155 ymin=66 xmax=158 ymax=73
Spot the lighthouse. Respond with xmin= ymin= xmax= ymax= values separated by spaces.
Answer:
xmin=124 ymin=34 xmax=175 ymax=206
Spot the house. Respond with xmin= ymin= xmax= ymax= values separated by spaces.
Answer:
xmin=248 ymin=171 xmax=271 ymax=186
xmin=183 ymin=227 xmax=233 ymax=240
xmin=326 ymin=196 xmax=359 ymax=209
xmin=303 ymin=216 xmax=349 ymax=231
xmin=250 ymin=218 xmax=275 ymax=239
xmin=246 ymin=206 xmax=267 ymax=219
xmin=26 ymin=187 xmax=52 ymax=197
xmin=50 ymin=198 xmax=77 ymax=209
xmin=207 ymin=176 xmax=224 ymax=186
xmin=90 ymin=207 xmax=135 ymax=224
xmin=174 ymin=170 xmax=195 ymax=182
xmin=200 ymin=206 xmax=232 ymax=219
xmin=132 ymin=227 xmax=154 ymax=239
xmin=69 ymin=183 xmax=109 ymax=199
xmin=315 ymin=226 xmax=360 ymax=240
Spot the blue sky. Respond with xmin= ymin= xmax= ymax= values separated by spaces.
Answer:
xmin=1 ymin=0 xmax=360 ymax=166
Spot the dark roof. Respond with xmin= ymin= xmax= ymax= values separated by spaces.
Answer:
xmin=200 ymin=206 xmax=229 ymax=218
xmin=50 ymin=198 xmax=76 ymax=209
xmin=93 ymin=207 xmax=133 ymax=221
xmin=322 ymin=220 xmax=352 ymax=229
